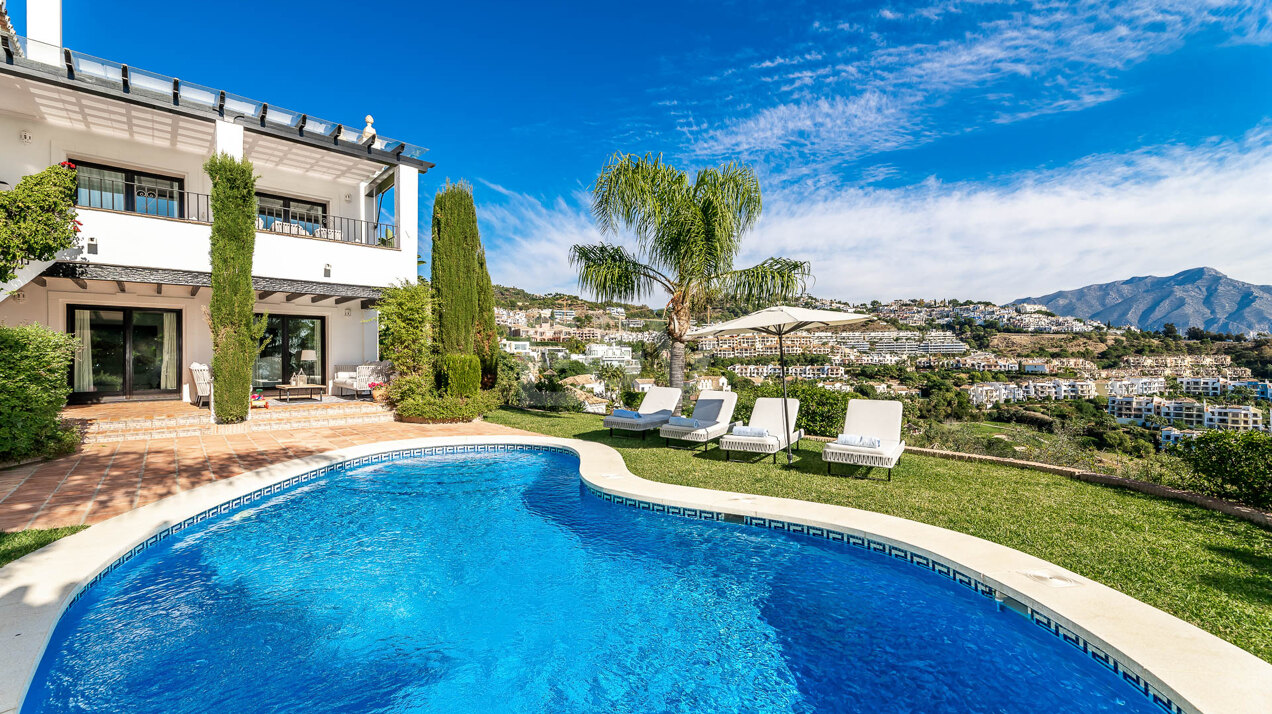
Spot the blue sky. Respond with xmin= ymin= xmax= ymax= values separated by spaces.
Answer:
xmin=14 ymin=0 xmax=1272 ymax=303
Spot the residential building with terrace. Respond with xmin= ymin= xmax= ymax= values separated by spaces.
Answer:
xmin=569 ymin=343 xmax=641 ymax=373
xmin=1160 ymin=426 xmax=1204 ymax=447
xmin=1021 ymin=379 xmax=1097 ymax=401
xmin=1204 ymin=404 xmax=1265 ymax=432
xmin=1177 ymin=377 xmax=1225 ymax=397
xmin=1108 ymin=395 xmax=1162 ymax=423
xmin=0 ymin=3 xmax=431 ymax=404
xmin=967 ymin=382 xmax=1026 ymax=408
xmin=1105 ymin=377 xmax=1167 ymax=397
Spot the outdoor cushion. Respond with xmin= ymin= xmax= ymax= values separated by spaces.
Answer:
xmin=667 ymin=416 xmax=701 ymax=428
xmin=837 ymin=433 xmax=881 ymax=448
xmin=611 ymin=408 xmax=641 ymax=420
xmin=732 ymin=425 xmax=769 ymax=438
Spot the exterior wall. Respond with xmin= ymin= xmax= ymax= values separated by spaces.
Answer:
xmin=0 ymin=283 xmax=377 ymax=402
xmin=0 ymin=113 xmax=414 ymax=289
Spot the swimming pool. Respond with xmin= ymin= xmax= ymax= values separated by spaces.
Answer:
xmin=24 ymin=447 xmax=1166 ymax=713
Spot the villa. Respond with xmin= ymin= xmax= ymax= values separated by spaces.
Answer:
xmin=0 ymin=0 xmax=431 ymax=403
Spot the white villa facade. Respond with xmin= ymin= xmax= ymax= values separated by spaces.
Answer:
xmin=0 ymin=1 xmax=432 ymax=404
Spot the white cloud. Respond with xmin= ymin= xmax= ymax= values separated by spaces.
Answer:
xmin=690 ymin=0 xmax=1269 ymax=169
xmin=478 ymin=128 xmax=1272 ymax=305
xmin=743 ymin=128 xmax=1272 ymax=302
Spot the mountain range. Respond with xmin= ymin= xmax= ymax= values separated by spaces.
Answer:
xmin=1013 ymin=267 xmax=1272 ymax=334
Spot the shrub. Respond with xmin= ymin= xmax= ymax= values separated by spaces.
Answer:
xmin=0 ymin=324 xmax=79 ymax=462
xmin=1173 ymin=430 xmax=1272 ymax=508
xmin=0 ymin=163 xmax=79 ymax=283
xmin=378 ymin=279 xmax=432 ymax=378
xmin=387 ymin=374 xmax=433 ymax=407
xmin=730 ymin=379 xmax=854 ymax=437
xmin=205 ymin=153 xmax=266 ymax=424
xmin=519 ymin=383 xmax=585 ymax=412
xmin=395 ymin=390 xmax=500 ymax=422
xmin=439 ymin=354 xmax=481 ymax=397
xmin=620 ymin=390 xmax=642 ymax=409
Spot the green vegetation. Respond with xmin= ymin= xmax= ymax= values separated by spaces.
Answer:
xmin=486 ymin=407 xmax=1272 ymax=663
xmin=1174 ymin=430 xmax=1272 ymax=508
xmin=0 ymin=162 xmax=78 ymax=283
xmin=377 ymin=279 xmax=432 ymax=380
xmin=571 ymin=152 xmax=809 ymax=388
xmin=0 ymin=324 xmax=80 ymax=463
xmin=439 ymin=354 xmax=482 ymax=397
xmin=0 ymin=526 xmax=87 ymax=566
xmin=204 ymin=153 xmax=266 ymax=424
xmin=396 ymin=390 xmax=500 ymax=422
xmin=431 ymin=181 xmax=483 ymax=356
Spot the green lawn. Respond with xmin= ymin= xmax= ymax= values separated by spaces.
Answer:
xmin=486 ymin=407 xmax=1272 ymax=663
xmin=0 ymin=526 xmax=87 ymax=568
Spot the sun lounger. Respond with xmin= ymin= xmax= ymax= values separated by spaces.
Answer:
xmin=659 ymin=390 xmax=738 ymax=450
xmin=603 ymin=386 xmax=681 ymax=438
xmin=720 ymin=397 xmax=803 ymax=463
xmin=822 ymin=399 xmax=905 ymax=479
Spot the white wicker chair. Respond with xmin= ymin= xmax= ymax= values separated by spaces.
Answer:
xmin=822 ymin=399 xmax=905 ymax=480
xmin=720 ymin=398 xmax=803 ymax=464
xmin=603 ymin=386 xmax=680 ymax=439
xmin=190 ymin=362 xmax=212 ymax=408
xmin=658 ymin=390 xmax=738 ymax=450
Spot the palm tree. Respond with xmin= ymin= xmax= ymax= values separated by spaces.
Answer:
xmin=571 ymin=153 xmax=810 ymax=388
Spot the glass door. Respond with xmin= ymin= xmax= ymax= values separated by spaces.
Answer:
xmin=68 ymin=306 xmax=182 ymax=401
xmin=254 ymin=315 xmax=325 ymax=390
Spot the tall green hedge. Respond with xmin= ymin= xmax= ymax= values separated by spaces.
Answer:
xmin=378 ymin=279 xmax=432 ymax=379
xmin=430 ymin=181 xmax=498 ymax=385
xmin=0 ymin=324 xmax=79 ymax=462
xmin=431 ymin=181 xmax=480 ymax=355
xmin=205 ymin=153 xmax=266 ymax=424
xmin=439 ymin=354 xmax=481 ymax=397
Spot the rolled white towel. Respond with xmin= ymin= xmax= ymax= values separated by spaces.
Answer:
xmin=836 ymin=433 xmax=881 ymax=448
xmin=732 ymin=425 xmax=770 ymax=438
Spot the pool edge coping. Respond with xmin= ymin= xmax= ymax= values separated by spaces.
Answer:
xmin=0 ymin=434 xmax=1265 ymax=714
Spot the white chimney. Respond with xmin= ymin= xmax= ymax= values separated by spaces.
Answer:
xmin=26 ymin=0 xmax=62 ymax=66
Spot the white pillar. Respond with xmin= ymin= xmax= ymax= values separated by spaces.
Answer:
xmin=27 ymin=0 xmax=62 ymax=66
xmin=214 ymin=120 xmax=244 ymax=160
xmin=393 ymin=165 xmax=419 ymax=281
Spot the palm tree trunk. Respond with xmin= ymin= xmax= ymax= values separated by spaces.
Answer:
xmin=669 ymin=340 xmax=686 ymax=389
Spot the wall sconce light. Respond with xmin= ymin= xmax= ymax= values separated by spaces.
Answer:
xmin=343 ymin=192 xmax=353 ymax=203
xmin=323 ymin=264 xmax=331 ymax=278
xmin=343 ymin=308 xmax=352 ymax=318
xmin=86 ymin=236 xmax=99 ymax=254
xmin=12 ymin=291 xmax=26 ymax=303
xmin=19 ymin=129 xmax=32 ymax=144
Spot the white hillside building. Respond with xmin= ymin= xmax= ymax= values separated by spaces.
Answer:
xmin=0 ymin=0 xmax=432 ymax=404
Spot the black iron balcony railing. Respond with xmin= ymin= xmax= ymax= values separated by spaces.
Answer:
xmin=74 ymin=178 xmax=398 ymax=248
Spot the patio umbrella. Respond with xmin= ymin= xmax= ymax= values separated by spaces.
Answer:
xmin=687 ymin=306 xmax=873 ymax=464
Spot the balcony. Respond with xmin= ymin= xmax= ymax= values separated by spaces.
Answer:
xmin=74 ymin=178 xmax=398 ymax=248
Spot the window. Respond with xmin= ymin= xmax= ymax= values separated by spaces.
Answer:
xmin=253 ymin=314 xmax=325 ymax=389
xmin=367 ymin=174 xmax=395 ymax=246
xmin=74 ymin=161 xmax=184 ymax=218
xmin=256 ymin=192 xmax=327 ymax=235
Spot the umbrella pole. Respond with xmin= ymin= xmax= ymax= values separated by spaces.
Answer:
xmin=778 ymin=331 xmax=793 ymax=465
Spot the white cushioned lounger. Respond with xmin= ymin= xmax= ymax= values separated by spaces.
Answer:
xmin=719 ymin=397 xmax=803 ymax=463
xmin=658 ymin=390 xmax=739 ymax=450
xmin=602 ymin=386 xmax=681 ymax=439
xmin=822 ymin=399 xmax=905 ymax=479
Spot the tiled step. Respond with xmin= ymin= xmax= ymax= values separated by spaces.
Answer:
xmin=81 ymin=404 xmax=394 ymax=443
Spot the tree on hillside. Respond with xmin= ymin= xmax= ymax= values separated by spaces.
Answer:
xmin=570 ymin=153 xmax=810 ymax=388
xmin=431 ymin=181 xmax=499 ymax=387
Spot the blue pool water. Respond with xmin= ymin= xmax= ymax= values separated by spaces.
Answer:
xmin=26 ymin=449 xmax=1163 ymax=713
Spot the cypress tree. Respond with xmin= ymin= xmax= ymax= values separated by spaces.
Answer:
xmin=205 ymin=153 xmax=266 ymax=423
xmin=431 ymin=181 xmax=479 ymax=356
xmin=430 ymin=181 xmax=498 ymax=387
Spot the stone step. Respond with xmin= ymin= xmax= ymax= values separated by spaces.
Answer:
xmin=81 ymin=409 xmax=395 ymax=444
xmin=83 ymin=402 xmax=389 ymax=434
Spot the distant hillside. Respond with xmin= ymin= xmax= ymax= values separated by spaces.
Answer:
xmin=492 ymin=285 xmax=659 ymax=318
xmin=1013 ymin=268 xmax=1272 ymax=333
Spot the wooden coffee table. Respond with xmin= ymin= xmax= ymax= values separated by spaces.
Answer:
xmin=276 ymin=384 xmax=325 ymax=403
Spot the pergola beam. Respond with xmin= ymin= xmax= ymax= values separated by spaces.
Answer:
xmin=155 ymin=283 xmax=163 ymax=295
xmin=333 ymin=296 xmax=359 ymax=305
xmin=115 ymin=281 xmax=126 ymax=293
xmin=257 ymin=290 xmax=278 ymax=300
xmin=309 ymin=295 xmax=331 ymax=303
xmin=189 ymin=286 xmax=201 ymax=297
xmin=71 ymin=278 xmax=88 ymax=290
xmin=284 ymin=292 xmax=305 ymax=302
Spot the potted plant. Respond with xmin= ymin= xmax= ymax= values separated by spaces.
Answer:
xmin=370 ymin=381 xmax=388 ymax=403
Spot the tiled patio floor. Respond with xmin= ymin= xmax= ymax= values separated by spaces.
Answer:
xmin=0 ymin=421 xmax=532 ymax=532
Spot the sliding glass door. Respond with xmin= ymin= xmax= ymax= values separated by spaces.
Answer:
xmin=254 ymin=315 xmax=325 ymax=389
xmin=68 ymin=306 xmax=182 ymax=401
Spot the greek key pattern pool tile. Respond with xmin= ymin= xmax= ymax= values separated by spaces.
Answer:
xmin=584 ymin=482 xmax=1192 ymax=714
